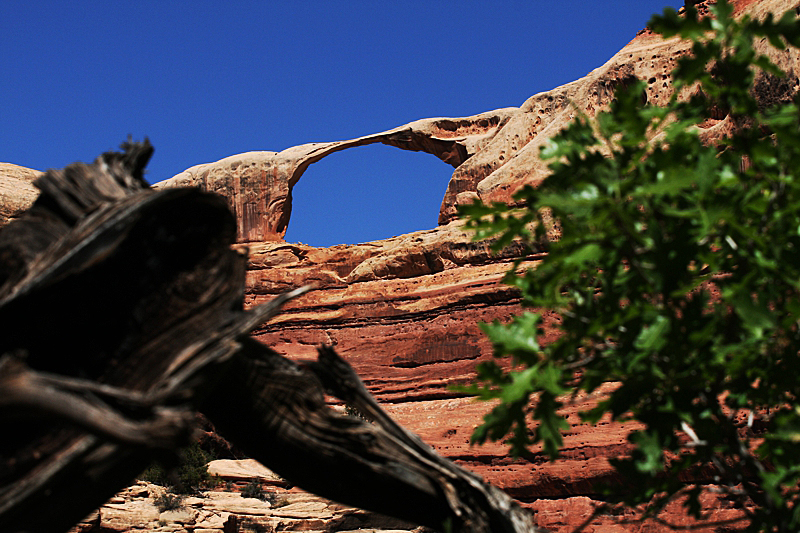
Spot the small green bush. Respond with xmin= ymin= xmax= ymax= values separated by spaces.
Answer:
xmin=139 ymin=440 xmax=214 ymax=494
xmin=241 ymin=480 xmax=266 ymax=501
xmin=154 ymin=491 xmax=184 ymax=513
xmin=138 ymin=462 xmax=169 ymax=487
xmin=240 ymin=480 xmax=286 ymax=507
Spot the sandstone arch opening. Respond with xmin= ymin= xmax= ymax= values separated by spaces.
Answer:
xmin=284 ymin=144 xmax=453 ymax=247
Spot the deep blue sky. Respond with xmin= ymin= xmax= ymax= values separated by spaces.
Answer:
xmin=1 ymin=1 xmax=682 ymax=247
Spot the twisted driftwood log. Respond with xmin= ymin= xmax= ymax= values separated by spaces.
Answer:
xmin=0 ymin=141 xmax=540 ymax=533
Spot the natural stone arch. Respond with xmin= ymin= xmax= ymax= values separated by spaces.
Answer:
xmin=154 ymin=110 xmax=517 ymax=244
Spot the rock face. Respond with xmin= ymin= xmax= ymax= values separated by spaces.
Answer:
xmin=68 ymin=472 xmax=422 ymax=533
xmin=68 ymin=459 xmax=749 ymax=533
xmin=0 ymin=163 xmax=40 ymax=226
xmin=155 ymin=0 xmax=800 ymax=238
xmin=155 ymin=110 xmax=512 ymax=243
xmin=217 ymin=3 xmax=795 ymax=531
xmin=202 ymin=1 xmax=793 ymax=530
xmin=8 ymin=1 xmax=798 ymax=531
xmin=246 ymin=224 xmax=537 ymax=404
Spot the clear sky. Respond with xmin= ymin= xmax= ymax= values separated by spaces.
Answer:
xmin=1 ymin=1 xmax=682 ymax=247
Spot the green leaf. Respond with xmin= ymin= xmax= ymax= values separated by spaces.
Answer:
xmin=562 ymin=242 xmax=602 ymax=267
xmin=501 ymin=366 xmax=539 ymax=404
xmin=481 ymin=312 xmax=542 ymax=364
xmin=633 ymin=315 xmax=671 ymax=353
xmin=729 ymin=291 xmax=775 ymax=335
xmin=630 ymin=430 xmax=665 ymax=475
xmin=534 ymin=392 xmax=568 ymax=459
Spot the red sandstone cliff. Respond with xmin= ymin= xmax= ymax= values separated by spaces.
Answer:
xmin=5 ymin=1 xmax=800 ymax=531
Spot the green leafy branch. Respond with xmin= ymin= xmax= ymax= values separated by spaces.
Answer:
xmin=459 ymin=2 xmax=800 ymax=531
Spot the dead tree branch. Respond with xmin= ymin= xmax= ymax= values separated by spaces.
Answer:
xmin=0 ymin=140 xmax=541 ymax=533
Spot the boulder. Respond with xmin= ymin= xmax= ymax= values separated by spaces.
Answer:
xmin=207 ymin=458 xmax=283 ymax=484
xmin=0 ymin=163 xmax=40 ymax=226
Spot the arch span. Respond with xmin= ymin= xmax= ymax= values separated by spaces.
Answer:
xmin=154 ymin=109 xmax=517 ymax=243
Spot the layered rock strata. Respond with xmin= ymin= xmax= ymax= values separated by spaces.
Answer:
xmin=171 ymin=2 xmax=791 ymax=530
xmin=68 ymin=474 xmax=422 ymax=533
xmin=69 ymin=459 xmax=749 ymax=533
xmin=246 ymin=225 xmax=540 ymax=403
xmin=167 ymin=3 xmax=793 ymax=530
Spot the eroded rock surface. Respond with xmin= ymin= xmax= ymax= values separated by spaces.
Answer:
xmin=150 ymin=0 xmax=800 ymax=245
xmin=248 ymin=222 xmax=539 ymax=404
xmin=154 ymin=110 xmax=511 ymax=243
xmin=224 ymin=2 xmax=789 ymax=530
xmin=0 ymin=163 xmax=40 ymax=226
xmin=229 ymin=4 xmax=793 ymax=531
xmin=69 ymin=459 xmax=748 ymax=533
xmin=68 ymin=474 xmax=422 ymax=533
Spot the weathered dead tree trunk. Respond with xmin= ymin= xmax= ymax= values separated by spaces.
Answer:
xmin=0 ymin=141 xmax=542 ymax=533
